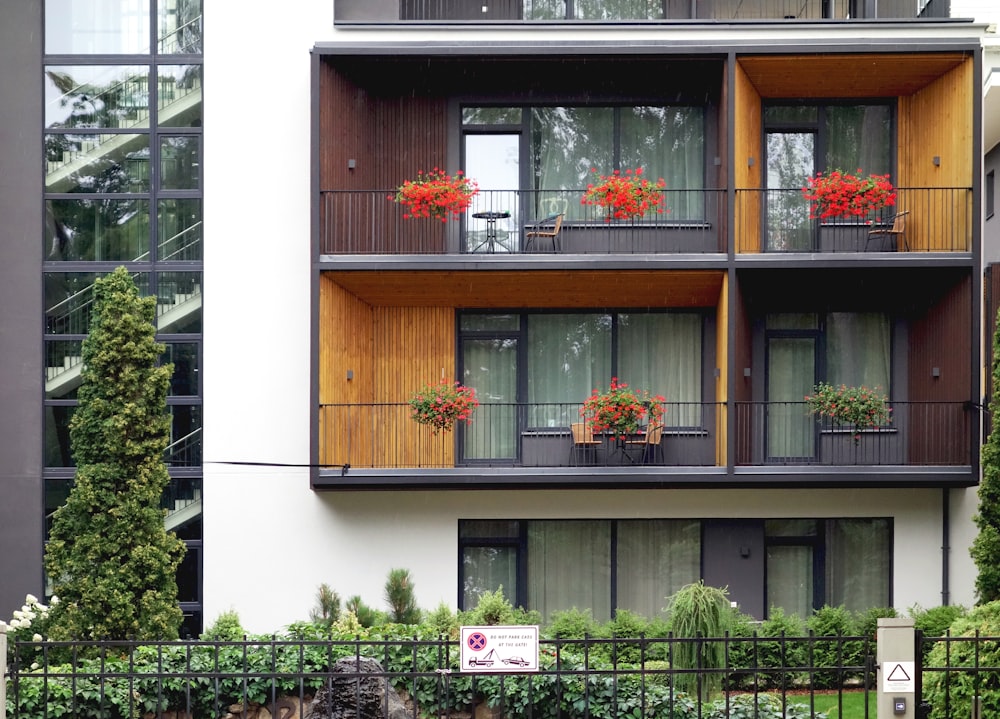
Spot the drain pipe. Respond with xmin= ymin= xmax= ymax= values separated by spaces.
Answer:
xmin=941 ymin=487 xmax=951 ymax=606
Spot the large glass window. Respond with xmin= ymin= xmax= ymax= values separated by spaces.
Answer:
xmin=826 ymin=312 xmax=891 ymax=391
xmin=530 ymin=106 xmax=705 ymax=220
xmin=45 ymin=0 xmax=151 ymax=54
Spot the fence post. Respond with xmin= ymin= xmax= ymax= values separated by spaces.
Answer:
xmin=1 ymin=624 xmax=7 ymax=719
xmin=876 ymin=617 xmax=917 ymax=719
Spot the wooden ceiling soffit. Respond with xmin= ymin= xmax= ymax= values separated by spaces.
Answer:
xmin=737 ymin=53 xmax=968 ymax=98
xmin=325 ymin=270 xmax=725 ymax=308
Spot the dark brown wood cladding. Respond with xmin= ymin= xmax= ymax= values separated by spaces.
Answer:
xmin=908 ymin=274 xmax=972 ymax=464
xmin=319 ymin=63 xmax=450 ymax=253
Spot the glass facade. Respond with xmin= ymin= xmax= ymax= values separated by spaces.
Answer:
xmin=42 ymin=0 xmax=204 ymax=636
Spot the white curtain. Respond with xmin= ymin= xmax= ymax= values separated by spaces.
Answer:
xmin=827 ymin=519 xmax=891 ymax=610
xmin=617 ymin=520 xmax=700 ymax=618
xmin=766 ymin=545 xmax=814 ymax=619
xmin=826 ymin=312 xmax=891 ymax=392
xmin=463 ymin=546 xmax=518 ymax=609
xmin=463 ymin=338 xmax=518 ymax=459
xmin=528 ymin=521 xmax=612 ymax=622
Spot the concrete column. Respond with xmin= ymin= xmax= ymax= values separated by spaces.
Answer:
xmin=876 ymin=617 xmax=917 ymax=719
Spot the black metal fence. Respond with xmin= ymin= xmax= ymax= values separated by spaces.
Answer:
xmin=4 ymin=633 xmax=999 ymax=719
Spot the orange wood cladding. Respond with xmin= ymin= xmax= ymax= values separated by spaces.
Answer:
xmin=319 ymin=275 xmax=455 ymax=468
xmin=734 ymin=61 xmax=762 ymax=254
xmin=324 ymin=269 xmax=725 ymax=308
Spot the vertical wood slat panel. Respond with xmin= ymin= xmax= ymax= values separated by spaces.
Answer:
xmin=734 ymin=62 xmax=762 ymax=254
xmin=374 ymin=307 xmax=456 ymax=467
xmin=715 ymin=273 xmax=729 ymax=466
xmin=319 ymin=276 xmax=374 ymax=467
xmin=907 ymin=275 xmax=972 ymax=464
xmin=898 ymin=57 xmax=973 ymax=252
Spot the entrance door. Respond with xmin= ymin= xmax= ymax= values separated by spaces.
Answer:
xmin=461 ymin=337 xmax=518 ymax=462
xmin=464 ymin=133 xmax=520 ymax=252
xmin=766 ymin=131 xmax=815 ymax=251
xmin=766 ymin=336 xmax=816 ymax=461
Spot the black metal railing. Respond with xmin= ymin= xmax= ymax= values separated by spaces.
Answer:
xmin=7 ymin=633 xmax=1000 ymax=719
xmin=319 ymin=401 xmax=723 ymax=469
xmin=320 ymin=189 xmax=725 ymax=255
xmin=735 ymin=187 xmax=973 ymax=254
xmin=734 ymin=401 xmax=972 ymax=466
xmin=338 ymin=0 xmax=925 ymax=22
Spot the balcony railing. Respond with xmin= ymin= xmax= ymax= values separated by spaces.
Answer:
xmin=734 ymin=401 xmax=972 ymax=466
xmin=735 ymin=187 xmax=972 ymax=254
xmin=337 ymin=0 xmax=923 ymax=22
xmin=319 ymin=401 xmax=724 ymax=469
xmin=320 ymin=189 xmax=725 ymax=255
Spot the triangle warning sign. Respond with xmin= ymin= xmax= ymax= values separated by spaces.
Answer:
xmin=887 ymin=664 xmax=911 ymax=682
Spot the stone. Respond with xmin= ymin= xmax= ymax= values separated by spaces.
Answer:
xmin=305 ymin=657 xmax=409 ymax=719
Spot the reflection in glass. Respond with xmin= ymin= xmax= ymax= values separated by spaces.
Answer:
xmin=45 ymin=339 xmax=85 ymax=399
xmin=45 ymin=134 xmax=150 ymax=193
xmin=44 ymin=404 xmax=76 ymax=467
xmin=159 ymin=0 xmax=203 ymax=54
xmin=160 ymin=136 xmax=200 ymax=189
xmin=462 ymin=107 xmax=521 ymax=125
xmin=463 ymin=546 xmax=517 ymax=609
xmin=46 ymin=199 xmax=150 ymax=262
xmin=45 ymin=0 xmax=150 ymax=54
xmin=45 ymin=272 xmax=151 ymax=335
xmin=158 ymin=200 xmax=203 ymax=261
xmin=766 ymin=131 xmax=815 ymax=251
xmin=175 ymin=543 xmax=201 ymax=603
xmin=157 ymin=66 xmax=203 ymax=127
xmin=156 ymin=272 xmax=202 ymax=332
xmin=462 ymin=338 xmax=518 ymax=460
xmin=166 ymin=404 xmax=202 ymax=467
xmin=164 ymin=342 xmax=199 ymax=396
xmin=45 ymin=479 xmax=73 ymax=536
xmin=45 ymin=66 xmax=150 ymax=130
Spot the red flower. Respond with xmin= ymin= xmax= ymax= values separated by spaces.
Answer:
xmin=801 ymin=169 xmax=896 ymax=220
xmin=391 ymin=168 xmax=479 ymax=222
xmin=581 ymin=168 xmax=668 ymax=222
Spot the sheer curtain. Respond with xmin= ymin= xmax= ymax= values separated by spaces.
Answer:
xmin=527 ymin=314 xmax=612 ymax=426
xmin=826 ymin=519 xmax=891 ymax=610
xmin=463 ymin=338 xmax=518 ymax=459
xmin=528 ymin=521 xmax=612 ymax=622
xmin=826 ymin=312 xmax=891 ymax=392
xmin=825 ymin=105 xmax=891 ymax=177
xmin=766 ymin=546 xmax=813 ymax=618
xmin=620 ymin=107 xmax=705 ymax=220
xmin=462 ymin=546 xmax=518 ymax=609
xmin=618 ymin=313 xmax=702 ymax=426
xmin=532 ymin=107 xmax=613 ymax=220
xmin=617 ymin=520 xmax=700 ymax=618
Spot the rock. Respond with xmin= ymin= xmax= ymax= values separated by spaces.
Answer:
xmin=305 ymin=657 xmax=408 ymax=719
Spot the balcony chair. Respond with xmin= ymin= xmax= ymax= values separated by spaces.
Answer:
xmin=866 ymin=210 xmax=909 ymax=252
xmin=624 ymin=422 xmax=664 ymax=465
xmin=569 ymin=421 xmax=600 ymax=466
xmin=524 ymin=213 xmax=564 ymax=253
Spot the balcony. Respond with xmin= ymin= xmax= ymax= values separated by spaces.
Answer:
xmin=319 ymin=401 xmax=724 ymax=469
xmin=336 ymin=0 xmax=928 ymax=23
xmin=735 ymin=187 xmax=972 ymax=254
xmin=320 ymin=189 xmax=724 ymax=255
xmin=734 ymin=401 xmax=973 ymax=466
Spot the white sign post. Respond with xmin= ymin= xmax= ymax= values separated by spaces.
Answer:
xmin=460 ymin=625 xmax=540 ymax=672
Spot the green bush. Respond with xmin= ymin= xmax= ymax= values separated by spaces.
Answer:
xmin=201 ymin=609 xmax=244 ymax=641
xmin=665 ymin=581 xmax=731 ymax=700
xmin=911 ymin=603 xmax=966 ymax=639
xmin=923 ymin=600 xmax=1000 ymax=719
xmin=854 ymin=606 xmax=898 ymax=639
xmin=544 ymin=607 xmax=599 ymax=639
xmin=425 ymin=601 xmax=459 ymax=638
xmin=806 ymin=605 xmax=863 ymax=689
xmin=384 ymin=568 xmax=421 ymax=625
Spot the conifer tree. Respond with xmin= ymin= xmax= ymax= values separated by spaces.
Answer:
xmin=44 ymin=267 xmax=186 ymax=640
xmin=972 ymin=308 xmax=1000 ymax=603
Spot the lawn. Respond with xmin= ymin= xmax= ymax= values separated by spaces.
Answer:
xmin=795 ymin=690 xmax=877 ymax=718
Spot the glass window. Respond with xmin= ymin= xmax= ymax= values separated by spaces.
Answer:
xmin=619 ymin=313 xmax=702 ymax=426
xmin=463 ymin=546 xmax=518 ymax=609
xmin=44 ymin=404 xmax=76 ymax=467
xmin=160 ymin=136 xmax=200 ymax=190
xmin=826 ymin=312 xmax=891 ymax=391
xmin=825 ymin=106 xmax=891 ymax=177
xmin=46 ymin=198 xmax=151 ymax=262
xmin=528 ymin=520 xmax=612 ymax=622
xmin=156 ymin=271 xmax=202 ymax=333
xmin=45 ymin=0 xmax=150 ymax=54
xmin=460 ymin=314 xmax=520 ymax=332
xmin=617 ymin=520 xmax=700 ymax=618
xmin=827 ymin=519 xmax=891 ymax=610
xmin=462 ymin=107 xmax=521 ymax=125
xmin=45 ymin=66 xmax=150 ymax=130
xmin=166 ymin=403 xmax=201 ymax=467
xmin=572 ymin=0 xmax=666 ymax=19
xmin=164 ymin=342 xmax=200 ymax=396
xmin=45 ymin=134 xmax=150 ymax=194
xmin=159 ymin=0 xmax=203 ymax=54
xmin=45 ymin=339 xmax=84 ymax=400
xmin=987 ymin=170 xmax=995 ymax=220
xmin=532 ymin=107 xmax=614 ymax=219
xmin=45 ymin=272 xmax=151 ymax=335
xmin=527 ymin=313 xmax=612 ymax=427
xmin=766 ymin=545 xmax=814 ymax=618
xmin=158 ymin=199 xmax=203 ymax=261
xmin=157 ymin=65 xmax=202 ymax=127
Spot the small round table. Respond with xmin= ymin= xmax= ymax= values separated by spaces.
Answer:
xmin=470 ymin=210 xmax=512 ymax=253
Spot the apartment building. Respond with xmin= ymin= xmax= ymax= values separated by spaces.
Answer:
xmin=1 ymin=0 xmax=995 ymax=634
